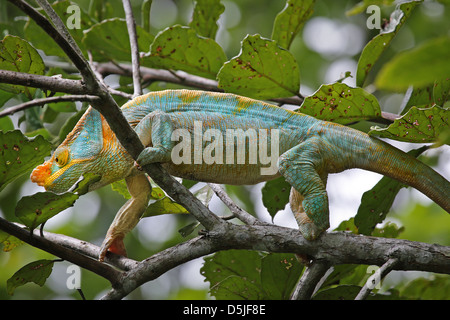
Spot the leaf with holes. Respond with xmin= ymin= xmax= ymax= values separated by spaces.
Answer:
xmin=201 ymin=250 xmax=264 ymax=300
xmin=261 ymin=253 xmax=303 ymax=299
xmin=355 ymin=146 xmax=427 ymax=236
xmin=261 ymin=176 xmax=291 ymax=219
xmin=142 ymin=25 xmax=226 ymax=79
xmin=0 ymin=35 xmax=45 ymax=98
xmin=15 ymin=192 xmax=79 ymax=231
xmin=83 ymin=18 xmax=154 ymax=62
xmin=0 ymin=130 xmax=52 ymax=192
xmin=218 ymin=34 xmax=300 ymax=99
xmin=297 ymin=82 xmax=382 ymax=124
xmin=369 ymin=106 xmax=449 ymax=143
xmin=271 ymin=0 xmax=315 ymax=49
xmin=7 ymin=259 xmax=54 ymax=295
xmin=189 ymin=0 xmax=224 ymax=39
xmin=24 ymin=0 xmax=95 ymax=57
xmin=356 ymin=1 xmax=419 ymax=87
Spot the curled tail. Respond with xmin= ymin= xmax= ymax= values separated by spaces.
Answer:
xmin=327 ymin=123 xmax=450 ymax=213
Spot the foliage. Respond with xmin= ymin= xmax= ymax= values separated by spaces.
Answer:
xmin=0 ymin=0 xmax=449 ymax=300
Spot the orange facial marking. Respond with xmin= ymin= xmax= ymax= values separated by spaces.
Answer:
xmin=30 ymin=161 xmax=52 ymax=187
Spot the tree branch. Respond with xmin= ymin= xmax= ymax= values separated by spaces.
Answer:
xmin=291 ymin=260 xmax=331 ymax=300
xmin=122 ymin=0 xmax=142 ymax=97
xmin=0 ymin=70 xmax=86 ymax=94
xmin=355 ymin=258 xmax=399 ymax=300
xmin=0 ymin=217 xmax=123 ymax=286
xmin=208 ymin=183 xmax=262 ymax=226
xmin=100 ymin=223 xmax=450 ymax=299
xmin=0 ymin=94 xmax=100 ymax=118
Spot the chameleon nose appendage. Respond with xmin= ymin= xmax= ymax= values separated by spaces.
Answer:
xmin=30 ymin=161 xmax=52 ymax=187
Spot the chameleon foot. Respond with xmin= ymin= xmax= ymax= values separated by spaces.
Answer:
xmin=294 ymin=211 xmax=325 ymax=241
xmin=99 ymin=235 xmax=127 ymax=261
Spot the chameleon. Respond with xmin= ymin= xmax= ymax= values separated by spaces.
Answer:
xmin=30 ymin=89 xmax=450 ymax=261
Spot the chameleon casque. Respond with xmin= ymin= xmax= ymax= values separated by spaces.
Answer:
xmin=30 ymin=89 xmax=450 ymax=261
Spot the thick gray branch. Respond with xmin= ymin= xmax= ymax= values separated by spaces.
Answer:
xmin=0 ymin=70 xmax=86 ymax=94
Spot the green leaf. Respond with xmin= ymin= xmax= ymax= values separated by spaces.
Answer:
xmin=24 ymin=0 xmax=95 ymax=58
xmin=0 ymin=230 xmax=23 ymax=252
xmin=69 ymin=173 xmax=102 ymax=195
xmin=82 ymin=18 xmax=154 ymax=62
xmin=178 ymin=221 xmax=200 ymax=238
xmin=0 ymin=130 xmax=52 ymax=192
xmin=142 ymin=25 xmax=227 ymax=79
xmin=201 ymin=250 xmax=264 ymax=300
xmin=313 ymin=285 xmax=361 ymax=300
xmin=218 ymin=34 xmax=300 ymax=99
xmin=7 ymin=259 xmax=54 ymax=296
xmin=369 ymin=106 xmax=449 ymax=143
xmin=189 ymin=0 xmax=224 ymax=39
xmin=355 ymin=146 xmax=427 ymax=235
xmin=0 ymin=35 xmax=45 ymax=98
xmin=111 ymin=179 xmax=130 ymax=199
xmin=142 ymin=196 xmax=188 ymax=217
xmin=141 ymin=0 xmax=152 ymax=32
xmin=15 ymin=192 xmax=79 ymax=231
xmin=0 ymin=116 xmax=14 ymax=132
xmin=261 ymin=176 xmax=291 ymax=219
xmin=356 ymin=1 xmax=420 ymax=87
xmin=260 ymin=253 xmax=303 ymax=299
xmin=375 ymin=37 xmax=450 ymax=92
xmin=271 ymin=0 xmax=315 ymax=50
xmin=400 ymin=275 xmax=450 ymax=300
xmin=296 ymin=82 xmax=382 ymax=124
xmin=355 ymin=177 xmax=406 ymax=235
xmin=201 ymin=250 xmax=303 ymax=300
xmin=346 ymin=0 xmax=395 ymax=16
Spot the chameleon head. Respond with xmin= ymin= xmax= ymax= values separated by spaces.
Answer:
xmin=31 ymin=107 xmax=132 ymax=193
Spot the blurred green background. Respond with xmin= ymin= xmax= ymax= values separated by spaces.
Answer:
xmin=0 ymin=0 xmax=449 ymax=299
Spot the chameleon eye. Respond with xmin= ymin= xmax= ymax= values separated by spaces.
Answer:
xmin=54 ymin=148 xmax=70 ymax=167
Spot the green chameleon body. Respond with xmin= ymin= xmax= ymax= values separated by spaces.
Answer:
xmin=31 ymin=90 xmax=450 ymax=260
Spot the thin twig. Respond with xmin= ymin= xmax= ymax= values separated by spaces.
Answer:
xmin=122 ymin=0 xmax=142 ymax=97
xmin=355 ymin=258 xmax=399 ymax=300
xmin=0 ymin=95 xmax=99 ymax=118
xmin=208 ymin=183 xmax=262 ymax=225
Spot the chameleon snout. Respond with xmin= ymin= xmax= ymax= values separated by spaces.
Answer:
xmin=30 ymin=161 xmax=52 ymax=188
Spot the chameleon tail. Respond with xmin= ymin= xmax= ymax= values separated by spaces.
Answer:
xmin=328 ymin=123 xmax=450 ymax=213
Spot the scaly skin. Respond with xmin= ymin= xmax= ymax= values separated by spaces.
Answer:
xmin=31 ymin=89 xmax=450 ymax=260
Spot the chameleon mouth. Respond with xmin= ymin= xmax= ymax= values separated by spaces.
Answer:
xmin=30 ymin=158 xmax=91 ymax=191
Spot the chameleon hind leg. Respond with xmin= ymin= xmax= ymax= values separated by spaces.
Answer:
xmin=99 ymin=173 xmax=152 ymax=261
xmin=278 ymin=138 xmax=330 ymax=240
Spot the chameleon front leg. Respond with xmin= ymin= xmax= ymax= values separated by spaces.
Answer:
xmin=134 ymin=110 xmax=174 ymax=165
xmin=99 ymin=111 xmax=174 ymax=260
xmin=99 ymin=173 xmax=152 ymax=261
xmin=278 ymin=137 xmax=330 ymax=240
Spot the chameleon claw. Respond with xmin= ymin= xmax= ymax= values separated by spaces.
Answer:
xmin=134 ymin=161 xmax=143 ymax=171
